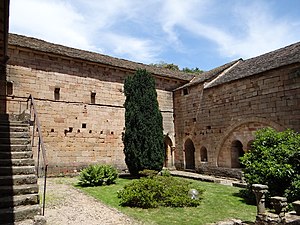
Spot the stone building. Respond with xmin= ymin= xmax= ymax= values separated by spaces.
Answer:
xmin=3 ymin=33 xmax=300 ymax=177
xmin=173 ymin=44 xmax=300 ymax=178
xmin=4 ymin=33 xmax=193 ymax=174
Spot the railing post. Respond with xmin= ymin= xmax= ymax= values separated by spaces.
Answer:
xmin=32 ymin=114 xmax=35 ymax=147
xmin=28 ymin=95 xmax=48 ymax=217
xmin=42 ymin=165 xmax=48 ymax=216
xmin=37 ymin=137 xmax=41 ymax=176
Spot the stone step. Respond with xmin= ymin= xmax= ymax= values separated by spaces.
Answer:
xmin=0 ymin=132 xmax=30 ymax=138
xmin=0 ymin=121 xmax=28 ymax=125
xmin=0 ymin=174 xmax=37 ymax=186
xmin=0 ymin=144 xmax=31 ymax=152
xmin=0 ymin=204 xmax=41 ymax=223
xmin=0 ymin=125 xmax=29 ymax=132
xmin=0 ymin=151 xmax=32 ymax=159
xmin=0 ymin=166 xmax=35 ymax=175
xmin=0 ymin=184 xmax=38 ymax=196
xmin=0 ymin=194 xmax=39 ymax=209
xmin=0 ymin=158 xmax=35 ymax=166
xmin=0 ymin=114 xmax=9 ymax=121
xmin=0 ymin=138 xmax=30 ymax=145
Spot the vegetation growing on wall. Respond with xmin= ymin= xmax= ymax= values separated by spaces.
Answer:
xmin=123 ymin=69 xmax=164 ymax=176
xmin=240 ymin=128 xmax=300 ymax=202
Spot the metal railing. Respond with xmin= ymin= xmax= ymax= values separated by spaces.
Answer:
xmin=26 ymin=95 xmax=48 ymax=216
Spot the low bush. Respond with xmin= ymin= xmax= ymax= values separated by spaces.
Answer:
xmin=117 ymin=175 xmax=204 ymax=208
xmin=138 ymin=169 xmax=159 ymax=177
xmin=160 ymin=169 xmax=171 ymax=177
xmin=78 ymin=164 xmax=118 ymax=187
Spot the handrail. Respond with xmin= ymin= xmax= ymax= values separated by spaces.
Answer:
xmin=26 ymin=95 xmax=48 ymax=216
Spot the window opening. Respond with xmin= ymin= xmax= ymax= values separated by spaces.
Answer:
xmin=91 ymin=91 xmax=96 ymax=104
xmin=183 ymin=88 xmax=189 ymax=95
xmin=7 ymin=81 xmax=13 ymax=95
xmin=54 ymin=87 xmax=60 ymax=100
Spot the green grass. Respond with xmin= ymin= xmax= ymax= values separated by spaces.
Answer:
xmin=74 ymin=177 xmax=256 ymax=225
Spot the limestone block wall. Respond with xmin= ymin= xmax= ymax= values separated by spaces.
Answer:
xmin=6 ymin=46 xmax=180 ymax=174
xmin=174 ymin=63 xmax=300 ymax=175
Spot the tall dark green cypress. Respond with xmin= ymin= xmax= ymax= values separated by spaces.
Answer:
xmin=123 ymin=69 xmax=164 ymax=176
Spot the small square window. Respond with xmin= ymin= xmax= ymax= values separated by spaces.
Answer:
xmin=82 ymin=123 xmax=87 ymax=128
xmin=54 ymin=87 xmax=60 ymax=100
xmin=183 ymin=88 xmax=189 ymax=95
xmin=91 ymin=92 xmax=96 ymax=104
xmin=7 ymin=81 xmax=13 ymax=95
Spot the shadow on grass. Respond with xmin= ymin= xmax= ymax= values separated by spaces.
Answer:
xmin=232 ymin=189 xmax=256 ymax=205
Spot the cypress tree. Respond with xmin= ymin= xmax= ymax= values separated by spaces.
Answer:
xmin=123 ymin=69 xmax=164 ymax=176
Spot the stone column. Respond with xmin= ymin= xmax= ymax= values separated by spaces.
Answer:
xmin=252 ymin=184 xmax=268 ymax=215
xmin=271 ymin=196 xmax=287 ymax=216
xmin=292 ymin=200 xmax=300 ymax=215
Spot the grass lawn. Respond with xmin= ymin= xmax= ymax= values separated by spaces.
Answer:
xmin=75 ymin=177 xmax=256 ymax=225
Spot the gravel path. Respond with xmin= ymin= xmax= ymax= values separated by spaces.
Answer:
xmin=43 ymin=177 xmax=141 ymax=225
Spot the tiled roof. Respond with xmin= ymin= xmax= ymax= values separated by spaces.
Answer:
xmin=205 ymin=41 xmax=300 ymax=88
xmin=173 ymin=59 xmax=241 ymax=91
xmin=8 ymin=33 xmax=194 ymax=82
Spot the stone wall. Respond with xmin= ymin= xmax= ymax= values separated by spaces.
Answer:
xmin=173 ymin=63 xmax=300 ymax=176
xmin=6 ymin=46 xmax=181 ymax=174
xmin=0 ymin=0 xmax=9 ymax=114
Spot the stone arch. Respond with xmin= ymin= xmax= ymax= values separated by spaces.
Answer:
xmin=216 ymin=117 xmax=285 ymax=167
xmin=164 ymin=135 xmax=174 ymax=168
xmin=184 ymin=138 xmax=195 ymax=169
xmin=200 ymin=146 xmax=208 ymax=162
xmin=231 ymin=140 xmax=244 ymax=168
xmin=247 ymin=140 xmax=254 ymax=151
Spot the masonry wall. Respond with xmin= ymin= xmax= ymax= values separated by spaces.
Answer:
xmin=174 ymin=63 xmax=300 ymax=177
xmin=6 ymin=46 xmax=182 ymax=174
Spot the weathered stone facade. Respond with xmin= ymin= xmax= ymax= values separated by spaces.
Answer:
xmin=5 ymin=34 xmax=191 ymax=174
xmin=173 ymin=44 xmax=300 ymax=178
xmin=3 ymin=33 xmax=300 ymax=176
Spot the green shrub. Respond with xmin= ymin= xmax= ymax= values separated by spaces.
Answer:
xmin=117 ymin=176 xmax=204 ymax=208
xmin=139 ymin=169 xmax=159 ymax=177
xmin=78 ymin=164 xmax=118 ymax=187
xmin=240 ymin=128 xmax=300 ymax=203
xmin=160 ymin=169 xmax=171 ymax=177
xmin=284 ymin=175 xmax=300 ymax=202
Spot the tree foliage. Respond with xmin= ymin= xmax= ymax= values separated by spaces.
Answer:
xmin=150 ymin=61 xmax=204 ymax=74
xmin=240 ymin=128 xmax=300 ymax=202
xmin=123 ymin=69 xmax=164 ymax=176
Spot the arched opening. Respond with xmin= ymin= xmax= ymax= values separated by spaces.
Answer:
xmin=184 ymin=138 xmax=195 ymax=169
xmin=164 ymin=136 xmax=173 ymax=168
xmin=200 ymin=147 xmax=208 ymax=162
xmin=247 ymin=140 xmax=254 ymax=152
xmin=231 ymin=140 xmax=244 ymax=168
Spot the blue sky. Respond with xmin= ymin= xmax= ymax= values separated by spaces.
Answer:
xmin=9 ymin=0 xmax=300 ymax=71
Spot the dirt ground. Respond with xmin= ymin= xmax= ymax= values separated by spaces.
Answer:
xmin=19 ymin=177 xmax=141 ymax=225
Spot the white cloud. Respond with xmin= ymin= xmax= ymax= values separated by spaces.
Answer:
xmin=10 ymin=0 xmax=94 ymax=50
xmin=9 ymin=0 xmax=300 ymax=67
xmin=156 ymin=0 xmax=300 ymax=59
xmin=99 ymin=33 xmax=161 ymax=63
xmin=226 ymin=2 xmax=300 ymax=59
xmin=10 ymin=0 xmax=162 ymax=63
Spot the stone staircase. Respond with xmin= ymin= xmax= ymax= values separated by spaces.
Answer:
xmin=0 ymin=114 xmax=41 ymax=224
